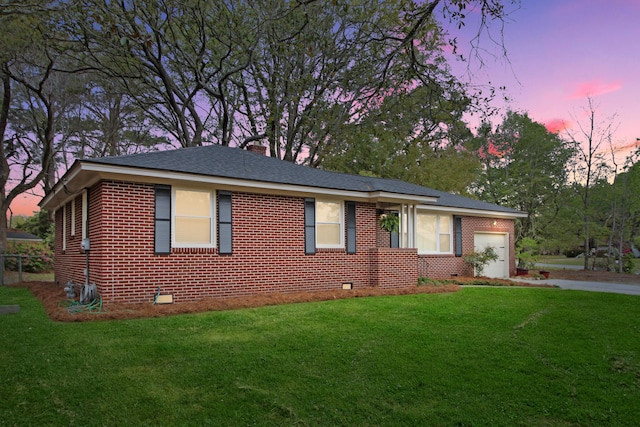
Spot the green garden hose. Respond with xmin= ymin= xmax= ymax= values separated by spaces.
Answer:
xmin=59 ymin=295 xmax=103 ymax=314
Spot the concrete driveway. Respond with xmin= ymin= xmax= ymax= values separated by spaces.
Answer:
xmin=516 ymin=278 xmax=640 ymax=296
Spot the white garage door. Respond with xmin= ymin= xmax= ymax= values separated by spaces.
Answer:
xmin=474 ymin=233 xmax=508 ymax=278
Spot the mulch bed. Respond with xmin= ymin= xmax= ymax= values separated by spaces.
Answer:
xmin=10 ymin=277 xmax=558 ymax=322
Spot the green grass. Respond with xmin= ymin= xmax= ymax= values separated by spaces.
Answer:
xmin=538 ymin=255 xmax=640 ymax=273
xmin=1 ymin=270 xmax=54 ymax=284
xmin=1 ymin=286 xmax=640 ymax=426
xmin=537 ymin=255 xmax=585 ymax=267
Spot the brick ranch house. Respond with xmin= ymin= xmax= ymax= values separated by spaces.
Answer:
xmin=40 ymin=144 xmax=526 ymax=304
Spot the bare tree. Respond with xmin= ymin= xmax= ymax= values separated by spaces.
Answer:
xmin=228 ymin=0 xmax=517 ymax=164
xmin=65 ymin=0 xmax=254 ymax=148
xmin=63 ymin=0 xmax=517 ymax=159
xmin=0 ymin=4 xmax=76 ymax=256
xmin=565 ymin=98 xmax=616 ymax=269
xmin=62 ymin=76 xmax=169 ymax=163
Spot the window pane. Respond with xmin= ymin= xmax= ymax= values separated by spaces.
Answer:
xmin=439 ymin=216 xmax=451 ymax=252
xmin=439 ymin=216 xmax=451 ymax=234
xmin=401 ymin=209 xmax=408 ymax=248
xmin=439 ymin=234 xmax=451 ymax=252
xmin=317 ymin=201 xmax=341 ymax=222
xmin=416 ymin=213 xmax=437 ymax=252
xmin=175 ymin=218 xmax=211 ymax=244
xmin=174 ymin=189 xmax=213 ymax=246
xmin=175 ymin=190 xmax=211 ymax=216
xmin=317 ymin=224 xmax=340 ymax=246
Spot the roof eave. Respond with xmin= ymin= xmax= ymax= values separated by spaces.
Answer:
xmin=39 ymin=160 xmax=84 ymax=211
xmin=41 ymin=162 xmax=440 ymax=209
xmin=422 ymin=204 xmax=528 ymax=219
xmin=41 ymin=161 xmax=525 ymax=219
xmin=369 ymin=191 xmax=438 ymax=205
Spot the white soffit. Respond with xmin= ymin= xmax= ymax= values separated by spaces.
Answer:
xmin=419 ymin=204 xmax=528 ymax=219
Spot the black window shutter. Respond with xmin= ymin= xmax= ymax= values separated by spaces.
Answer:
xmin=218 ymin=191 xmax=233 ymax=254
xmin=454 ymin=216 xmax=463 ymax=257
xmin=304 ymin=198 xmax=316 ymax=255
xmin=390 ymin=212 xmax=399 ymax=248
xmin=346 ymin=201 xmax=356 ymax=254
xmin=154 ymin=185 xmax=171 ymax=254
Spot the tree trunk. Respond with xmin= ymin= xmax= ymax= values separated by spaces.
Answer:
xmin=0 ymin=199 xmax=6 ymax=254
xmin=583 ymin=221 xmax=590 ymax=270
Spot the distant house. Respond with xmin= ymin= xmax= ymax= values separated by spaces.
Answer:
xmin=40 ymin=144 xmax=526 ymax=304
xmin=7 ymin=230 xmax=43 ymax=244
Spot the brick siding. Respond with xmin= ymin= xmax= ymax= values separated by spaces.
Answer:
xmin=369 ymin=248 xmax=418 ymax=288
xmin=54 ymin=180 xmax=516 ymax=303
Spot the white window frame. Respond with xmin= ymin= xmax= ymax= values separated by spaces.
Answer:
xmin=400 ymin=204 xmax=415 ymax=249
xmin=70 ymin=199 xmax=76 ymax=236
xmin=416 ymin=212 xmax=453 ymax=254
xmin=62 ymin=205 xmax=67 ymax=251
xmin=315 ymin=199 xmax=344 ymax=249
xmin=172 ymin=188 xmax=216 ymax=248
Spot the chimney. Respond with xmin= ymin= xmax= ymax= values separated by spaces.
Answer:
xmin=247 ymin=143 xmax=267 ymax=156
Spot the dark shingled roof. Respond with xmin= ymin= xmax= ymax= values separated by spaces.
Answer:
xmin=84 ymin=144 xmax=524 ymax=215
xmin=7 ymin=230 xmax=42 ymax=241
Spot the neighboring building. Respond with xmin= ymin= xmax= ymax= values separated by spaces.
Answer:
xmin=7 ymin=230 xmax=43 ymax=244
xmin=40 ymin=144 xmax=526 ymax=304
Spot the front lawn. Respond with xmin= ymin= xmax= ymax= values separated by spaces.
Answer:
xmin=537 ymin=255 xmax=585 ymax=266
xmin=1 ymin=286 xmax=639 ymax=426
xmin=538 ymin=255 xmax=640 ymax=274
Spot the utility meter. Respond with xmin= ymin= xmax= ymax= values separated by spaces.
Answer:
xmin=81 ymin=238 xmax=90 ymax=251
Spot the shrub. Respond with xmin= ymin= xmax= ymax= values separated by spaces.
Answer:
xmin=622 ymin=253 xmax=635 ymax=274
xmin=4 ymin=242 xmax=54 ymax=273
xmin=516 ymin=238 xmax=539 ymax=269
xmin=463 ymin=246 xmax=499 ymax=276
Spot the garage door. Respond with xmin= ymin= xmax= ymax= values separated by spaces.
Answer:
xmin=474 ymin=233 xmax=508 ymax=278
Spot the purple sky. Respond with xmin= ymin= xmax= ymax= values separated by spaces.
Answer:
xmin=451 ymin=0 xmax=640 ymax=155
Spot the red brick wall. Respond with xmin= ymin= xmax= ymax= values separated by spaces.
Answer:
xmin=54 ymin=190 xmax=91 ymax=288
xmin=417 ymin=255 xmax=470 ymax=279
xmin=369 ymin=248 xmax=418 ymax=288
xmin=55 ymin=181 xmax=381 ymax=303
xmin=54 ymin=180 xmax=517 ymax=303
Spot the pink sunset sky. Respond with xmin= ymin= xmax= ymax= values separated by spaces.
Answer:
xmin=10 ymin=0 xmax=640 ymax=217
xmin=451 ymin=0 xmax=640 ymax=151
